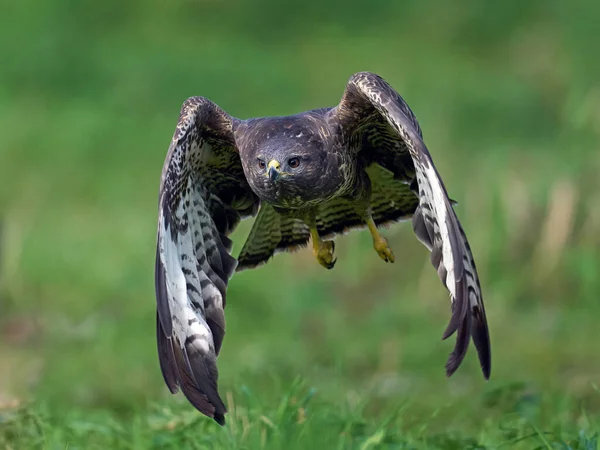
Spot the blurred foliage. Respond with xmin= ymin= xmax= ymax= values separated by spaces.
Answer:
xmin=1 ymin=0 xmax=600 ymax=448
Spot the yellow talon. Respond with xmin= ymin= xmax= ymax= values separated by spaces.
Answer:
xmin=366 ymin=216 xmax=395 ymax=263
xmin=310 ymin=228 xmax=336 ymax=269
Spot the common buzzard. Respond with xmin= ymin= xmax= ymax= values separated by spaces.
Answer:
xmin=155 ymin=72 xmax=491 ymax=425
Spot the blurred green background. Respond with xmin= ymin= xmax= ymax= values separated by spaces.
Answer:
xmin=1 ymin=0 xmax=599 ymax=448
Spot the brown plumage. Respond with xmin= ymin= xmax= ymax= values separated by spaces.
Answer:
xmin=155 ymin=71 xmax=491 ymax=425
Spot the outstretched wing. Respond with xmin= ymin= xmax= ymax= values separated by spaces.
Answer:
xmin=333 ymin=72 xmax=491 ymax=379
xmin=156 ymin=97 xmax=259 ymax=424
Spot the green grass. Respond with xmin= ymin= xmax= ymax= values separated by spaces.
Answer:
xmin=1 ymin=0 xmax=600 ymax=448
xmin=2 ymin=383 xmax=600 ymax=449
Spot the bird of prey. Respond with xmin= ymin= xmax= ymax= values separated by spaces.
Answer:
xmin=155 ymin=71 xmax=491 ymax=425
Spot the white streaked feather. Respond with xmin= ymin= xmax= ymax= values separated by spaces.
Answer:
xmin=183 ymin=308 xmax=212 ymax=354
xmin=159 ymin=209 xmax=214 ymax=355
xmin=422 ymin=163 xmax=456 ymax=297
xmin=188 ymin=188 xmax=225 ymax=312
xmin=376 ymin=96 xmax=457 ymax=299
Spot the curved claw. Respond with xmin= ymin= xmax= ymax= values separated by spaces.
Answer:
xmin=374 ymin=236 xmax=395 ymax=263
xmin=365 ymin=215 xmax=395 ymax=263
xmin=316 ymin=240 xmax=336 ymax=269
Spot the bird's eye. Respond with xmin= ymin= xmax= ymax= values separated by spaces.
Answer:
xmin=257 ymin=159 xmax=266 ymax=169
xmin=288 ymin=157 xmax=300 ymax=169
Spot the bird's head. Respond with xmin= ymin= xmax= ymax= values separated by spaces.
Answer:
xmin=237 ymin=119 xmax=343 ymax=209
xmin=250 ymin=139 xmax=333 ymax=208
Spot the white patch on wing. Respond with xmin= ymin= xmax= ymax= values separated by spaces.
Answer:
xmin=158 ymin=205 xmax=214 ymax=356
xmin=422 ymin=163 xmax=456 ymax=297
xmin=363 ymin=84 xmax=457 ymax=299
xmin=183 ymin=307 xmax=212 ymax=354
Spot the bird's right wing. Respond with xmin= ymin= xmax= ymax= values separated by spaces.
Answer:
xmin=156 ymin=97 xmax=259 ymax=424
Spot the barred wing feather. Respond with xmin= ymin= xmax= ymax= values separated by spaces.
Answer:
xmin=343 ymin=72 xmax=491 ymax=379
xmin=155 ymin=97 xmax=258 ymax=425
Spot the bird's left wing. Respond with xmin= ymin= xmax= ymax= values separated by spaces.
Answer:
xmin=156 ymin=97 xmax=259 ymax=425
xmin=333 ymin=72 xmax=491 ymax=379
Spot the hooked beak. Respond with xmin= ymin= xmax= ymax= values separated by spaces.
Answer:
xmin=267 ymin=160 xmax=281 ymax=181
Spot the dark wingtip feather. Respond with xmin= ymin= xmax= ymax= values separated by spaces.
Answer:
xmin=178 ymin=364 xmax=227 ymax=422
xmin=441 ymin=323 xmax=457 ymax=341
xmin=445 ymin=356 xmax=460 ymax=378
xmin=213 ymin=413 xmax=226 ymax=426
xmin=471 ymin=305 xmax=492 ymax=379
xmin=164 ymin=338 xmax=227 ymax=423
xmin=444 ymin=319 xmax=470 ymax=378
xmin=441 ymin=278 xmax=468 ymax=341
xmin=474 ymin=340 xmax=491 ymax=379
xmin=156 ymin=314 xmax=179 ymax=394
xmin=482 ymin=366 xmax=491 ymax=380
xmin=444 ymin=280 xmax=471 ymax=377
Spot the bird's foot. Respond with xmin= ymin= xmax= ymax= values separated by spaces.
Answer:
xmin=365 ymin=215 xmax=395 ymax=263
xmin=373 ymin=234 xmax=395 ymax=263
xmin=314 ymin=240 xmax=337 ymax=269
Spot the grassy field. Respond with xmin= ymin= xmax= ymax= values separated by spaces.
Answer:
xmin=1 ymin=1 xmax=600 ymax=448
